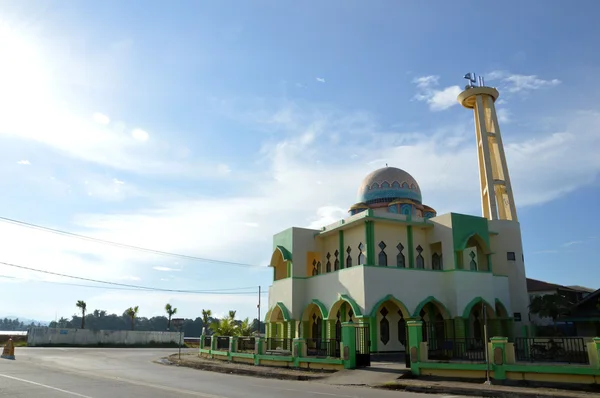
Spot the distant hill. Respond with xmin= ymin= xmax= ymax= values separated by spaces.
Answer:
xmin=0 ymin=316 xmax=49 ymax=327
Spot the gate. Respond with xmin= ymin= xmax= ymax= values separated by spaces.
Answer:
xmin=355 ymin=324 xmax=371 ymax=367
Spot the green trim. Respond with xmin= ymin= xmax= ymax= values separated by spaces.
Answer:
xmin=369 ymin=294 xmax=411 ymax=318
xmin=274 ymin=245 xmax=292 ymax=261
xmin=407 ymin=225 xmax=414 ymax=268
xmin=330 ymin=294 xmax=363 ymax=318
xmin=412 ymin=295 xmax=452 ymax=318
xmin=286 ymin=267 xmax=507 ymax=279
xmin=338 ymin=230 xmax=344 ymax=270
xmin=274 ymin=302 xmax=292 ymax=321
xmin=462 ymin=296 xmax=496 ymax=318
xmin=365 ymin=221 xmax=375 ymax=265
xmin=318 ymin=209 xmax=433 ymax=236
xmin=303 ymin=299 xmax=329 ymax=320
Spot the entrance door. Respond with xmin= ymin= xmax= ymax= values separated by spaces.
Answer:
xmin=355 ymin=324 xmax=371 ymax=367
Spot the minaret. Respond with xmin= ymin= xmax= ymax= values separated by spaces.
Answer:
xmin=457 ymin=73 xmax=518 ymax=222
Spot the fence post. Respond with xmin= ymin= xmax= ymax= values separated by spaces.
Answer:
xmin=230 ymin=336 xmax=238 ymax=355
xmin=341 ymin=322 xmax=356 ymax=369
xmin=406 ymin=320 xmax=423 ymax=376
xmin=489 ymin=337 xmax=508 ymax=380
xmin=210 ymin=335 xmax=217 ymax=358
xmin=254 ymin=337 xmax=263 ymax=366
xmin=592 ymin=337 xmax=600 ymax=369
xmin=199 ymin=334 xmax=205 ymax=355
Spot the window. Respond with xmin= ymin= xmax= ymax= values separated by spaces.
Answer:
xmin=326 ymin=252 xmax=331 ymax=272
xmin=432 ymin=253 xmax=442 ymax=270
xmin=346 ymin=246 xmax=352 ymax=268
xmin=469 ymin=250 xmax=477 ymax=270
xmin=312 ymin=259 xmax=318 ymax=276
xmin=358 ymin=242 xmax=365 ymax=265
xmin=397 ymin=311 xmax=406 ymax=345
xmin=416 ymin=245 xmax=424 ymax=269
xmin=507 ymin=252 xmax=516 ymax=261
xmin=334 ymin=250 xmax=340 ymax=271
xmin=379 ymin=307 xmax=390 ymax=345
xmin=396 ymin=243 xmax=405 ymax=268
xmin=378 ymin=241 xmax=388 ymax=266
xmin=316 ymin=261 xmax=322 ymax=274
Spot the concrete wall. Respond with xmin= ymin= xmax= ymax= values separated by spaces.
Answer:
xmin=27 ymin=328 xmax=180 ymax=346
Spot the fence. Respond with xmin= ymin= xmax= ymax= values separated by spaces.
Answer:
xmin=237 ymin=337 xmax=255 ymax=352
xmin=265 ymin=337 xmax=292 ymax=351
xmin=427 ymin=337 xmax=486 ymax=363
xmin=514 ymin=337 xmax=589 ymax=364
xmin=202 ymin=336 xmax=211 ymax=348
xmin=305 ymin=338 xmax=340 ymax=358
xmin=215 ymin=336 xmax=230 ymax=351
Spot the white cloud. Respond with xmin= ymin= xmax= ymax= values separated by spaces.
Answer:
xmin=485 ymin=71 xmax=561 ymax=93
xmin=153 ymin=266 xmax=180 ymax=272
xmin=497 ymin=108 xmax=511 ymax=124
xmin=92 ymin=112 xmax=110 ymax=125
xmin=412 ymin=75 xmax=461 ymax=111
xmin=113 ymin=178 xmax=125 ymax=185
xmin=217 ymin=164 xmax=231 ymax=175
xmin=17 ymin=160 xmax=31 ymax=165
xmin=131 ymin=128 xmax=149 ymax=142
xmin=316 ymin=77 xmax=325 ymax=83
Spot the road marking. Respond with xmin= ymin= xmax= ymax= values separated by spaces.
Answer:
xmin=249 ymin=384 xmax=358 ymax=397
xmin=0 ymin=373 xmax=93 ymax=397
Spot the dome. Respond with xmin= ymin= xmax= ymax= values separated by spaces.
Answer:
xmin=358 ymin=167 xmax=422 ymax=204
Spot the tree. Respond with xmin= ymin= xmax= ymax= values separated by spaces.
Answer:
xmin=238 ymin=317 xmax=253 ymax=336
xmin=125 ymin=306 xmax=139 ymax=330
xmin=210 ymin=317 xmax=238 ymax=336
xmin=76 ymin=300 xmax=87 ymax=329
xmin=228 ymin=310 xmax=237 ymax=321
xmin=165 ymin=303 xmax=177 ymax=331
xmin=529 ymin=293 xmax=571 ymax=332
xmin=202 ymin=309 xmax=212 ymax=334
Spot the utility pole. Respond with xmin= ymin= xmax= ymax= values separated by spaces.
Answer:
xmin=257 ymin=286 xmax=261 ymax=335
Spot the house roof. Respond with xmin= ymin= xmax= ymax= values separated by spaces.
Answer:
xmin=566 ymin=285 xmax=596 ymax=293
xmin=526 ymin=278 xmax=568 ymax=292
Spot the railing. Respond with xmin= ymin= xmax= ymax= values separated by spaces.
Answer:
xmin=215 ymin=336 xmax=230 ymax=351
xmin=237 ymin=337 xmax=255 ymax=352
xmin=514 ymin=337 xmax=589 ymax=364
xmin=427 ymin=338 xmax=486 ymax=363
xmin=202 ymin=336 xmax=211 ymax=348
xmin=265 ymin=337 xmax=292 ymax=351
xmin=305 ymin=338 xmax=340 ymax=358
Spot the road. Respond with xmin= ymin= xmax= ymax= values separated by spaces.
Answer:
xmin=0 ymin=348 xmax=469 ymax=397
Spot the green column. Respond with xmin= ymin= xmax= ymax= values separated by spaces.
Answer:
xmin=592 ymin=338 xmax=600 ymax=369
xmin=406 ymin=320 xmax=423 ymax=375
xmin=338 ymin=230 xmax=345 ymax=269
xmin=490 ymin=337 xmax=508 ymax=379
xmin=341 ymin=322 xmax=356 ymax=369
xmin=407 ymin=225 xmax=415 ymax=268
xmin=365 ymin=221 xmax=375 ymax=265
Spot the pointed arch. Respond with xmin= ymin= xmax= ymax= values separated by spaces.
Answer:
xmin=495 ymin=298 xmax=509 ymax=318
xmin=369 ymin=294 xmax=410 ymax=318
xmin=267 ymin=302 xmax=292 ymax=322
xmin=456 ymin=233 xmax=491 ymax=254
xmin=270 ymin=245 xmax=292 ymax=266
xmin=329 ymin=294 xmax=363 ymax=318
xmin=412 ymin=296 xmax=452 ymax=318
xmin=462 ymin=297 xmax=496 ymax=319
xmin=302 ymin=299 xmax=329 ymax=321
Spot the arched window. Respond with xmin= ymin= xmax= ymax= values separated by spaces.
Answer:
xmin=416 ymin=245 xmax=424 ymax=269
xmin=316 ymin=261 xmax=322 ymax=274
xmin=357 ymin=243 xmax=365 ymax=265
xmin=326 ymin=252 xmax=332 ymax=272
xmin=346 ymin=246 xmax=352 ymax=268
xmin=379 ymin=307 xmax=390 ymax=345
xmin=432 ymin=253 xmax=442 ymax=270
xmin=378 ymin=241 xmax=388 ymax=266
xmin=334 ymin=250 xmax=340 ymax=271
xmin=396 ymin=243 xmax=405 ymax=268
xmin=469 ymin=250 xmax=477 ymax=270
xmin=312 ymin=259 xmax=318 ymax=276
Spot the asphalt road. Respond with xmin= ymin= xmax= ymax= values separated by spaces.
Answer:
xmin=0 ymin=348 xmax=469 ymax=397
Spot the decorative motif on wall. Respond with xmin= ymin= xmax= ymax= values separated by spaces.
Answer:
xmin=401 ymin=204 xmax=412 ymax=215
xmin=312 ymin=259 xmax=318 ymax=276
xmin=416 ymin=245 xmax=424 ymax=269
xmin=326 ymin=252 xmax=332 ymax=273
xmin=469 ymin=250 xmax=477 ymax=270
xmin=358 ymin=242 xmax=365 ymax=265
xmin=398 ymin=310 xmax=406 ymax=345
xmin=348 ymin=309 xmax=354 ymax=323
xmin=346 ymin=246 xmax=352 ymax=268
xmin=334 ymin=250 xmax=340 ymax=271
xmin=366 ymin=181 xmax=419 ymax=192
xmin=379 ymin=307 xmax=390 ymax=345
xmin=335 ymin=311 xmax=341 ymax=341
xmin=396 ymin=243 xmax=406 ymax=268
xmin=378 ymin=241 xmax=388 ymax=266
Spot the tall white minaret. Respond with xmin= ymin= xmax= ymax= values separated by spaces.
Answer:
xmin=457 ymin=74 xmax=518 ymax=222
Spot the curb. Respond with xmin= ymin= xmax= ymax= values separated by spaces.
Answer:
xmin=377 ymin=382 xmax=593 ymax=398
xmin=157 ymin=356 xmax=326 ymax=381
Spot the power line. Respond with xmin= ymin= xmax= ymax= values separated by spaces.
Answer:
xmin=0 ymin=274 xmax=267 ymax=295
xmin=0 ymin=216 xmax=266 ymax=269
xmin=0 ymin=260 xmax=265 ymax=294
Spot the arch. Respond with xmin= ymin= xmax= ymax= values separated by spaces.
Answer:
xmin=495 ymin=299 xmax=510 ymax=318
xmin=456 ymin=233 xmax=491 ymax=254
xmin=412 ymin=296 xmax=452 ymax=318
xmin=269 ymin=245 xmax=292 ymax=266
xmin=267 ymin=302 xmax=292 ymax=322
xmin=369 ymin=294 xmax=410 ymax=318
xmin=329 ymin=294 xmax=363 ymax=319
xmin=302 ymin=299 xmax=329 ymax=321
xmin=462 ymin=296 xmax=496 ymax=319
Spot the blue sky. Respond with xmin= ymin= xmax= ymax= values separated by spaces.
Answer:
xmin=0 ymin=1 xmax=599 ymax=322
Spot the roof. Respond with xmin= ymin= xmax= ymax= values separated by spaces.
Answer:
xmin=526 ymin=278 xmax=568 ymax=292
xmin=566 ymin=285 xmax=596 ymax=293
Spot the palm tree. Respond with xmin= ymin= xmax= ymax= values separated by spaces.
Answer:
xmin=125 ymin=306 xmax=139 ymax=330
xmin=238 ymin=317 xmax=253 ymax=336
xmin=529 ymin=293 xmax=571 ymax=332
xmin=210 ymin=317 xmax=238 ymax=336
xmin=76 ymin=300 xmax=87 ymax=329
xmin=201 ymin=309 xmax=212 ymax=335
xmin=165 ymin=303 xmax=177 ymax=330
xmin=228 ymin=310 xmax=237 ymax=321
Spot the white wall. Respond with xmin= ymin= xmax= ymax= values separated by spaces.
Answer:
xmin=452 ymin=271 xmax=511 ymax=317
xmin=27 ymin=328 xmax=180 ymax=346
xmin=304 ymin=266 xmax=366 ymax=316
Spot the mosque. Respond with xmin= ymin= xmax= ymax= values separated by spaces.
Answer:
xmin=265 ymin=78 xmax=531 ymax=355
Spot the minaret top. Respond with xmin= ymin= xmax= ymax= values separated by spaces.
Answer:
xmin=457 ymin=72 xmax=500 ymax=109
